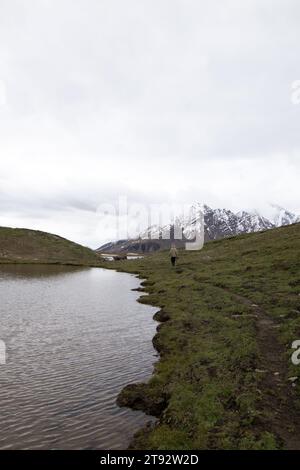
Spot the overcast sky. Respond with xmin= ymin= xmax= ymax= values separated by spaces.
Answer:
xmin=0 ymin=0 xmax=299 ymax=247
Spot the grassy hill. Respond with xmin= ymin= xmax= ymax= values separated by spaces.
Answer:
xmin=110 ymin=223 xmax=300 ymax=450
xmin=0 ymin=227 xmax=101 ymax=265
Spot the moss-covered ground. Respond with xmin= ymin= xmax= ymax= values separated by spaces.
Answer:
xmin=109 ymin=224 xmax=300 ymax=449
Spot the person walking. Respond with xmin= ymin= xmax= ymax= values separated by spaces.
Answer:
xmin=169 ymin=244 xmax=178 ymax=267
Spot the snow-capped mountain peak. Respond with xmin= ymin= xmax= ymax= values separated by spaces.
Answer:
xmin=269 ymin=204 xmax=300 ymax=227
xmin=97 ymin=204 xmax=299 ymax=253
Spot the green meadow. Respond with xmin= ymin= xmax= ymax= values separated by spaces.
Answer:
xmin=111 ymin=223 xmax=300 ymax=449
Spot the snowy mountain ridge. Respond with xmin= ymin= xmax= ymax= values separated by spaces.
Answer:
xmin=97 ymin=204 xmax=300 ymax=253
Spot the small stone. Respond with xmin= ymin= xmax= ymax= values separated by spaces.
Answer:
xmin=274 ymin=372 xmax=280 ymax=376
xmin=251 ymin=304 xmax=259 ymax=307
xmin=255 ymin=369 xmax=267 ymax=374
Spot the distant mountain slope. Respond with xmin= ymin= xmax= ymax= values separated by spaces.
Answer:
xmin=0 ymin=227 xmax=101 ymax=265
xmin=97 ymin=204 xmax=300 ymax=254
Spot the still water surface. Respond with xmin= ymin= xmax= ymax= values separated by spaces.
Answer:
xmin=0 ymin=265 xmax=157 ymax=449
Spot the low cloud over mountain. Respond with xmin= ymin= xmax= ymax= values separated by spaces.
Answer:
xmin=97 ymin=204 xmax=300 ymax=253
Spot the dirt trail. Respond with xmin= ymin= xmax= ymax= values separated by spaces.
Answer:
xmin=223 ymin=288 xmax=300 ymax=449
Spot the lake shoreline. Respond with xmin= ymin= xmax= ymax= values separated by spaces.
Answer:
xmin=118 ymin=276 xmax=166 ymax=449
xmin=101 ymin=265 xmax=168 ymax=450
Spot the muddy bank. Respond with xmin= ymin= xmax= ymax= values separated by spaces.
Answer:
xmin=116 ymin=279 xmax=170 ymax=449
